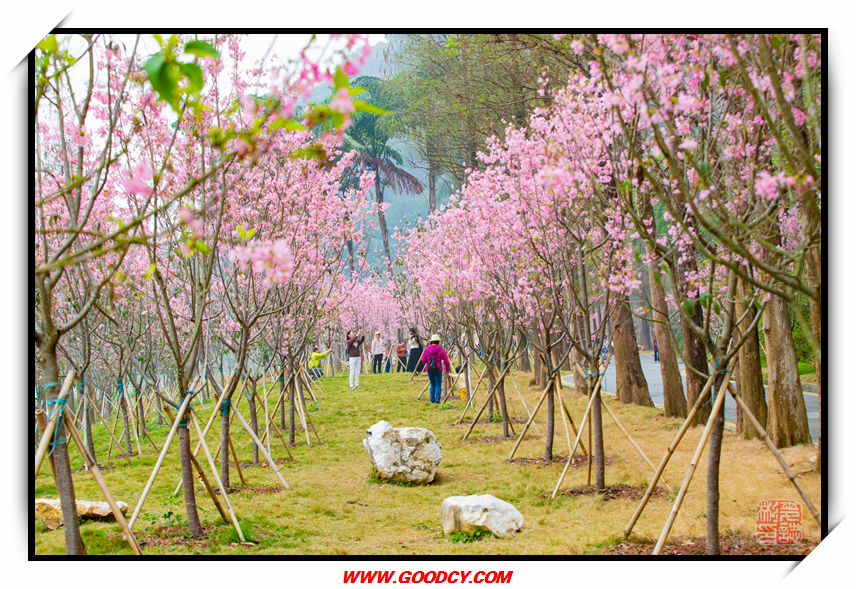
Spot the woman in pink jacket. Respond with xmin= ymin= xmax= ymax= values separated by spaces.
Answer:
xmin=420 ymin=334 xmax=451 ymax=404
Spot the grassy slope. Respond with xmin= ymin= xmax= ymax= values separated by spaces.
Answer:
xmin=34 ymin=369 xmax=821 ymax=555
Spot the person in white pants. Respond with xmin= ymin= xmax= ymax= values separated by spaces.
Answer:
xmin=345 ymin=329 xmax=365 ymax=389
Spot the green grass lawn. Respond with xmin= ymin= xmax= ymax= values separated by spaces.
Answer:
xmin=34 ymin=370 xmax=822 ymax=555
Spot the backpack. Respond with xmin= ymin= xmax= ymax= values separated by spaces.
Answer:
xmin=426 ymin=347 xmax=441 ymax=374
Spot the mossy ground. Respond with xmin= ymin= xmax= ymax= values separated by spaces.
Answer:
xmin=34 ymin=369 xmax=822 ymax=555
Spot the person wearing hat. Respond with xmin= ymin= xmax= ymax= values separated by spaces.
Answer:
xmin=371 ymin=331 xmax=385 ymax=374
xmin=420 ymin=334 xmax=451 ymax=403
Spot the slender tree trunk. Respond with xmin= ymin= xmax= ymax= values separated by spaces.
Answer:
xmin=614 ymin=297 xmax=653 ymax=407
xmin=220 ymin=400 xmax=231 ymax=490
xmin=374 ymin=170 xmax=394 ymax=277
xmin=570 ymin=320 xmax=589 ymax=396
xmin=638 ymin=271 xmax=654 ymax=351
xmin=498 ymin=374 xmax=509 ymax=439
xmin=735 ymin=278 xmax=767 ymax=439
xmin=178 ymin=426 xmax=204 ymax=537
xmin=118 ymin=383 xmax=133 ymax=455
xmin=247 ymin=378 xmax=259 ymax=464
xmin=428 ymin=166 xmax=436 ymax=215
xmin=84 ymin=391 xmax=97 ymax=463
xmin=288 ymin=370 xmax=296 ymax=445
xmin=680 ymin=300 xmax=710 ymax=426
xmin=519 ymin=332 xmax=531 ymax=372
xmin=544 ymin=330 xmax=554 ymax=461
xmin=706 ymin=374 xmax=726 ymax=554
xmin=592 ymin=375 xmax=605 ymax=491
xmin=647 ymin=247 xmax=687 ymax=417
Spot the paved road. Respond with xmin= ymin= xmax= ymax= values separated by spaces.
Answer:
xmin=561 ymin=352 xmax=819 ymax=441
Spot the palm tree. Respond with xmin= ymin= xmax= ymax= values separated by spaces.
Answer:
xmin=342 ymin=76 xmax=423 ymax=277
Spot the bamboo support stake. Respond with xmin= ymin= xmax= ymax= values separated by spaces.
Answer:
xmin=456 ymin=365 xmax=489 ymax=423
xmin=62 ymin=412 xmax=143 ymax=555
xmin=623 ymin=372 xmax=718 ymax=538
xmin=551 ymin=375 xmax=603 ymax=498
xmin=415 ymin=379 xmax=431 ymax=401
xmin=125 ymin=395 xmax=144 ymax=456
xmin=34 ymin=371 xmax=76 ymax=479
xmin=187 ymin=410 xmax=244 ymax=540
xmin=228 ymin=435 xmax=248 ymax=487
xmin=727 ymin=383 xmax=821 ymax=526
xmin=128 ymin=392 xmax=194 ymax=530
xmin=189 ymin=450 xmax=230 ymax=524
xmin=84 ymin=392 xmax=131 ymax=466
xmin=34 ymin=409 xmax=58 ymax=481
xmin=508 ymin=371 xmax=542 ymax=436
xmin=600 ymin=396 xmax=672 ymax=491
xmin=508 ymin=380 xmax=555 ymax=460
xmin=652 ymin=380 xmax=729 ymax=554
xmin=229 ymin=401 xmax=290 ymax=489
xmin=553 ymin=380 xmax=576 ymax=461
xmin=461 ymin=360 xmax=519 ymax=440
xmin=555 ymin=391 xmax=587 ymax=455
xmin=105 ymin=401 xmax=124 ymax=460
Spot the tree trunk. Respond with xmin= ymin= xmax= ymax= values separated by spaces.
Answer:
xmin=570 ymin=320 xmax=589 ymax=397
xmin=498 ymin=374 xmax=509 ymax=439
xmin=428 ymin=166 xmax=437 ymax=215
xmin=680 ymin=301 xmax=710 ymax=426
xmin=374 ymin=170 xmax=394 ymax=277
xmin=178 ymin=426 xmax=205 ymax=537
xmin=82 ymin=383 xmax=97 ymax=464
xmin=592 ymin=377 xmax=605 ymax=491
xmin=519 ymin=332 xmax=531 ymax=372
xmin=288 ymin=371 xmax=296 ymax=445
xmin=118 ymin=383 xmax=133 ymax=455
xmin=647 ymin=249 xmax=687 ymax=417
xmin=706 ymin=374 xmax=726 ymax=554
xmin=613 ymin=297 xmax=653 ymax=407
xmin=38 ymin=347 xmax=85 ymax=554
xmin=763 ymin=295 xmax=811 ymax=447
xmin=220 ymin=402 xmax=231 ymax=490
xmin=735 ymin=279 xmax=767 ymax=439
xmin=543 ymin=331 xmax=554 ymax=461
xmin=638 ymin=266 xmax=654 ymax=350
xmin=247 ymin=379 xmax=259 ymax=464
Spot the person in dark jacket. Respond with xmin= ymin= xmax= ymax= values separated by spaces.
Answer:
xmin=406 ymin=328 xmax=424 ymax=373
xmin=346 ymin=329 xmax=365 ymax=389
xmin=420 ymin=334 xmax=452 ymax=403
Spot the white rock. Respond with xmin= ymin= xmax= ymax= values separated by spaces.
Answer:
xmin=35 ymin=498 xmax=129 ymax=530
xmin=440 ymin=494 xmax=523 ymax=538
xmin=363 ymin=420 xmax=442 ymax=484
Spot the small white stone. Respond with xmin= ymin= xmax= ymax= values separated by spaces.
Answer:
xmin=440 ymin=494 xmax=523 ymax=538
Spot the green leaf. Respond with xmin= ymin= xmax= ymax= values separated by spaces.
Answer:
xmin=37 ymin=35 xmax=58 ymax=54
xmin=683 ymin=299 xmax=696 ymax=317
xmin=144 ymin=263 xmax=157 ymax=281
xmin=701 ymin=69 xmax=710 ymax=94
xmin=153 ymin=34 xmax=165 ymax=48
xmin=143 ymin=54 xmax=166 ymax=83
xmin=712 ymin=300 xmax=721 ymax=315
xmin=179 ymin=62 xmax=203 ymax=94
xmin=184 ymin=40 xmax=220 ymax=59
xmin=352 ymin=100 xmax=386 ymax=115
xmin=348 ymin=87 xmax=366 ymax=97
xmin=270 ymin=118 xmax=306 ymax=133
xmin=195 ymin=241 xmax=210 ymax=254
xmin=333 ymin=66 xmax=349 ymax=89
xmin=754 ymin=299 xmax=763 ymax=311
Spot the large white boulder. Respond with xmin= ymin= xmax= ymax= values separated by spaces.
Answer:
xmin=363 ymin=420 xmax=442 ymax=484
xmin=35 ymin=498 xmax=129 ymax=530
xmin=440 ymin=494 xmax=523 ymax=538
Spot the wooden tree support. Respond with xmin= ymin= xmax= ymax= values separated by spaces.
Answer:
xmin=623 ymin=372 xmax=718 ymax=538
xmin=507 ymin=371 xmax=541 ymax=436
xmin=229 ymin=401 xmax=290 ymax=489
xmin=455 ymin=365 xmax=490 ymax=423
xmin=34 ymin=409 xmax=58 ymax=481
xmin=461 ymin=354 xmax=523 ymax=440
xmin=726 ymin=382 xmax=820 ymax=527
xmin=652 ymin=377 xmax=730 ymax=554
xmin=34 ymin=371 xmax=76 ymax=479
xmin=62 ymin=407 xmax=144 ymax=555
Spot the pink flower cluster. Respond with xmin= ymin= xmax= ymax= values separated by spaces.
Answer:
xmin=227 ymin=239 xmax=295 ymax=287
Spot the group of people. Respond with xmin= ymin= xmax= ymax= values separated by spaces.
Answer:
xmin=341 ymin=328 xmax=452 ymax=401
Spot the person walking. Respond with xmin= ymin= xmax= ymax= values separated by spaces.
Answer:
xmin=406 ymin=328 xmax=424 ymax=373
xmin=653 ymin=337 xmax=659 ymax=362
xmin=421 ymin=334 xmax=451 ymax=404
xmin=346 ymin=329 xmax=365 ymax=389
xmin=371 ymin=331 xmax=385 ymax=374
xmin=395 ymin=340 xmax=408 ymax=372
xmin=308 ymin=346 xmax=331 ymax=380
